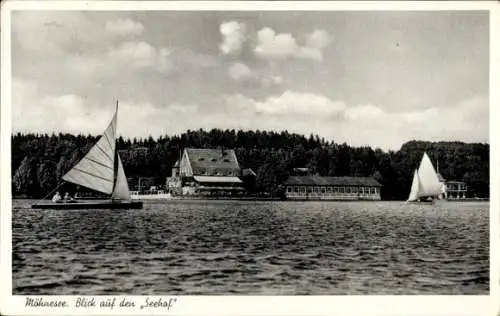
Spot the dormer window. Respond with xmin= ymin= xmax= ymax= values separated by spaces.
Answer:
xmin=199 ymin=158 xmax=205 ymax=161
xmin=211 ymin=158 xmax=217 ymax=162
xmin=223 ymin=159 xmax=230 ymax=162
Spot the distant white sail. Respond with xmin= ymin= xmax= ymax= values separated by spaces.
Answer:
xmin=417 ymin=152 xmax=442 ymax=198
xmin=407 ymin=169 xmax=420 ymax=202
xmin=62 ymin=110 xmax=117 ymax=194
xmin=407 ymin=152 xmax=443 ymax=201
xmin=112 ymin=155 xmax=131 ymax=200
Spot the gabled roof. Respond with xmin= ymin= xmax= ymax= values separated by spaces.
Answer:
xmin=242 ymin=168 xmax=256 ymax=177
xmin=185 ymin=148 xmax=240 ymax=171
xmin=285 ymin=176 xmax=382 ymax=187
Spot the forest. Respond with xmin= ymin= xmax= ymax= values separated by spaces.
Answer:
xmin=11 ymin=129 xmax=489 ymax=200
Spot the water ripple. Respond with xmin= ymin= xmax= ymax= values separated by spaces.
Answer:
xmin=12 ymin=200 xmax=489 ymax=295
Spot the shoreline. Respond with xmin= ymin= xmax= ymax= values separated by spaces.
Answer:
xmin=12 ymin=196 xmax=490 ymax=202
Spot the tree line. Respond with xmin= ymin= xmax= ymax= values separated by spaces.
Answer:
xmin=11 ymin=129 xmax=489 ymax=200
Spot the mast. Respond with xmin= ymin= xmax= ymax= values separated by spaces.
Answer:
xmin=110 ymin=100 xmax=131 ymax=201
xmin=111 ymin=100 xmax=119 ymax=195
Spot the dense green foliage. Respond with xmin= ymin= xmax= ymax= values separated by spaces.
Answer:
xmin=11 ymin=129 xmax=489 ymax=200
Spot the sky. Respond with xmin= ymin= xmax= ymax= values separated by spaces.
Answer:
xmin=11 ymin=10 xmax=489 ymax=150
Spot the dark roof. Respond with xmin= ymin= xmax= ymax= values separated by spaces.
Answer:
xmin=242 ymin=168 xmax=256 ymax=177
xmin=285 ymin=176 xmax=382 ymax=187
xmin=185 ymin=148 xmax=240 ymax=171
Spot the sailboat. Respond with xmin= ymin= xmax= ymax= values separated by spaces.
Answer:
xmin=406 ymin=152 xmax=443 ymax=204
xmin=32 ymin=102 xmax=143 ymax=210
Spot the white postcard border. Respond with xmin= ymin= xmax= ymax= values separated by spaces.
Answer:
xmin=1 ymin=1 xmax=498 ymax=316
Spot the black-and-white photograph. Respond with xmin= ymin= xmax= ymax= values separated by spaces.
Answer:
xmin=5 ymin=1 xmax=492 ymax=304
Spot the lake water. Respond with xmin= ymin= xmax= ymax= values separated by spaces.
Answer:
xmin=12 ymin=199 xmax=489 ymax=295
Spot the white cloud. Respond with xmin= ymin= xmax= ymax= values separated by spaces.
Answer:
xmin=12 ymin=78 xmax=488 ymax=151
xmin=305 ymin=29 xmax=332 ymax=50
xmin=13 ymin=13 xmax=146 ymax=55
xmin=107 ymin=41 xmax=171 ymax=72
xmin=63 ymin=42 xmax=172 ymax=77
xmin=109 ymin=41 xmax=157 ymax=67
xmin=13 ymin=11 xmax=170 ymax=70
xmin=219 ymin=21 xmax=246 ymax=55
xmin=254 ymin=27 xmax=332 ymax=62
xmin=344 ymin=104 xmax=385 ymax=121
xmin=222 ymin=92 xmax=488 ymax=150
xmin=11 ymin=12 xmax=487 ymax=151
xmin=105 ymin=18 xmax=144 ymax=37
xmin=228 ymin=62 xmax=253 ymax=81
xmin=342 ymin=96 xmax=489 ymax=149
xmin=261 ymin=75 xmax=283 ymax=87
xmin=254 ymin=28 xmax=298 ymax=60
xmin=12 ymin=78 xmax=107 ymax=135
xmin=250 ymin=91 xmax=346 ymax=115
xmin=12 ymin=78 xmax=198 ymax=138
xmin=227 ymin=62 xmax=283 ymax=87
xmin=13 ymin=11 xmax=95 ymax=54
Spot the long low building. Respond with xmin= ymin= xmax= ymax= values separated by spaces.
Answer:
xmin=284 ymin=176 xmax=382 ymax=201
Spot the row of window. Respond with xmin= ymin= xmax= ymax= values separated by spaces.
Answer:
xmin=447 ymin=184 xmax=467 ymax=191
xmin=191 ymin=168 xmax=238 ymax=176
xmin=198 ymin=158 xmax=231 ymax=163
xmin=286 ymin=186 xmax=378 ymax=194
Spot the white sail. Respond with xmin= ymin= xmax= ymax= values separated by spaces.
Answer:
xmin=417 ymin=152 xmax=442 ymax=198
xmin=62 ymin=110 xmax=117 ymax=194
xmin=407 ymin=170 xmax=420 ymax=202
xmin=112 ymin=155 xmax=131 ymax=200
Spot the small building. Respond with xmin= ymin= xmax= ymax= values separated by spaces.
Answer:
xmin=166 ymin=160 xmax=182 ymax=194
xmin=167 ymin=148 xmax=248 ymax=197
xmin=293 ymin=168 xmax=310 ymax=176
xmin=284 ymin=176 xmax=382 ymax=201
xmin=437 ymin=172 xmax=467 ymax=200
xmin=445 ymin=181 xmax=467 ymax=199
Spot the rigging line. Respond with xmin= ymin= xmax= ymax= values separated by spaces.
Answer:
xmin=33 ymin=181 xmax=66 ymax=206
xmin=94 ymin=142 xmax=114 ymax=162
xmin=103 ymin=129 xmax=113 ymax=149
xmin=111 ymin=149 xmax=119 ymax=194
xmin=72 ymin=167 xmax=114 ymax=183
xmin=65 ymin=173 xmax=107 ymax=195
xmin=83 ymin=156 xmax=114 ymax=170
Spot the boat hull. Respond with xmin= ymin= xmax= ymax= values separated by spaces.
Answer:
xmin=406 ymin=201 xmax=435 ymax=205
xmin=31 ymin=201 xmax=143 ymax=210
xmin=131 ymin=193 xmax=173 ymax=200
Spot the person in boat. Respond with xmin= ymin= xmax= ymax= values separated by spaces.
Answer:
xmin=52 ymin=192 xmax=62 ymax=203
xmin=64 ymin=192 xmax=75 ymax=203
